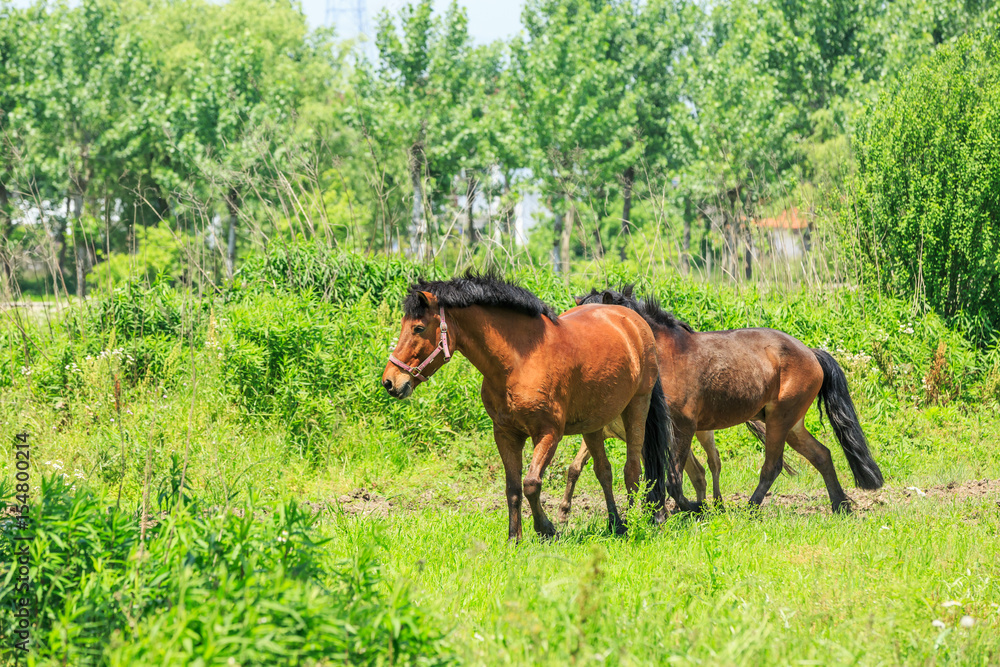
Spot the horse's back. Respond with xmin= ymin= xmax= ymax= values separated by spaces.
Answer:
xmin=675 ymin=327 xmax=822 ymax=430
xmin=522 ymin=303 xmax=659 ymax=435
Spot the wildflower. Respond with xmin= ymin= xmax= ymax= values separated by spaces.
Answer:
xmin=932 ymin=620 xmax=946 ymax=629
xmin=942 ymin=600 xmax=962 ymax=608
xmin=960 ymin=616 xmax=975 ymax=628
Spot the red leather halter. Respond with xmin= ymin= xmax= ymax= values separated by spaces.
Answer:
xmin=388 ymin=306 xmax=451 ymax=383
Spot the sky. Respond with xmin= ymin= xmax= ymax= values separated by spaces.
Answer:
xmin=300 ymin=0 xmax=526 ymax=44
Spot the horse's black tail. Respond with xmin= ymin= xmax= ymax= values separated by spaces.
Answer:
xmin=643 ymin=377 xmax=678 ymax=507
xmin=813 ymin=349 xmax=884 ymax=490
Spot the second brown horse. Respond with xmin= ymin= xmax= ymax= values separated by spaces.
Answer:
xmin=572 ymin=286 xmax=883 ymax=514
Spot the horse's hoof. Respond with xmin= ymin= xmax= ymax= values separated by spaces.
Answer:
xmin=556 ymin=506 xmax=571 ymax=523
xmin=535 ymin=521 xmax=558 ymax=539
xmin=833 ymin=500 xmax=853 ymax=515
xmin=608 ymin=518 xmax=628 ymax=536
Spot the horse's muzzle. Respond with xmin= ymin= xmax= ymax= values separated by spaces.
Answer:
xmin=381 ymin=377 xmax=413 ymax=399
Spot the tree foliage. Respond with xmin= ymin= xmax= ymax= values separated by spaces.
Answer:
xmin=848 ymin=32 xmax=1000 ymax=337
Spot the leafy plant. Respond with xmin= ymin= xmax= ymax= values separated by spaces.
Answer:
xmin=848 ymin=33 xmax=1000 ymax=341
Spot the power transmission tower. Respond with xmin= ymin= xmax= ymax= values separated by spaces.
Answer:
xmin=326 ymin=0 xmax=368 ymax=37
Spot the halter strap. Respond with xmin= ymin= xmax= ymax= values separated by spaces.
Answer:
xmin=388 ymin=306 xmax=452 ymax=383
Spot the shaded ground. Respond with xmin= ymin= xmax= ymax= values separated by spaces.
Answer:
xmin=326 ymin=478 xmax=1000 ymax=520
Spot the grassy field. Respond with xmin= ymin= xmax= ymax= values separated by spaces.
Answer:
xmin=2 ymin=247 xmax=1000 ymax=665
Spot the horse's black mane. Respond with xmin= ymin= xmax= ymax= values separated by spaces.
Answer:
xmin=404 ymin=271 xmax=560 ymax=321
xmin=578 ymin=285 xmax=694 ymax=333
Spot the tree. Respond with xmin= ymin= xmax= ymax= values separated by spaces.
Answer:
xmin=363 ymin=0 xmax=480 ymax=261
xmin=511 ymin=0 xmax=641 ymax=275
xmin=848 ymin=33 xmax=1000 ymax=338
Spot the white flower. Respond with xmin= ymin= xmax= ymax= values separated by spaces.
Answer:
xmin=960 ymin=616 xmax=974 ymax=628
xmin=942 ymin=600 xmax=962 ymax=608
xmin=932 ymin=619 xmax=946 ymax=629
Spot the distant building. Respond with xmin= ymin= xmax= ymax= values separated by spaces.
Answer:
xmin=753 ymin=207 xmax=811 ymax=258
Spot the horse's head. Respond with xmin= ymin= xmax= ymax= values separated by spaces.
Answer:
xmin=381 ymin=291 xmax=451 ymax=399
xmin=574 ymin=284 xmax=636 ymax=307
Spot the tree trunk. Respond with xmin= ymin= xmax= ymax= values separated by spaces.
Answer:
xmin=0 ymin=181 xmax=11 ymax=282
xmin=701 ymin=209 xmax=711 ymax=277
xmin=619 ymin=165 xmax=634 ymax=261
xmin=72 ymin=194 xmax=86 ymax=299
xmin=410 ymin=144 xmax=426 ymax=262
xmin=465 ymin=173 xmax=477 ymax=248
xmin=743 ymin=223 xmax=753 ymax=280
xmin=552 ymin=207 xmax=563 ymax=273
xmin=682 ymin=196 xmax=692 ymax=275
xmin=57 ymin=198 xmax=69 ymax=282
xmin=560 ymin=201 xmax=574 ymax=280
xmin=226 ymin=190 xmax=238 ymax=279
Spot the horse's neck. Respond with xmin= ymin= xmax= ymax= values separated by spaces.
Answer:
xmin=449 ymin=306 xmax=545 ymax=382
xmin=655 ymin=321 xmax=692 ymax=356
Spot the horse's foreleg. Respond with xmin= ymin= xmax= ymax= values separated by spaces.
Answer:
xmin=695 ymin=430 xmax=723 ymax=506
xmin=785 ymin=420 xmax=851 ymax=513
xmin=558 ymin=442 xmax=591 ymax=523
xmin=684 ymin=448 xmax=708 ymax=504
xmin=581 ymin=431 xmax=625 ymax=535
xmin=494 ymin=426 xmax=527 ymax=542
xmin=524 ymin=429 xmax=562 ymax=538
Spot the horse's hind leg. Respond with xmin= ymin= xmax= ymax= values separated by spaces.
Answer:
xmin=670 ymin=430 xmax=703 ymax=512
xmin=558 ymin=442 xmax=591 ymax=523
xmin=695 ymin=430 xmax=723 ymax=505
xmin=785 ymin=420 xmax=850 ymax=513
xmin=523 ymin=429 xmax=563 ymax=538
xmin=582 ymin=431 xmax=625 ymax=535
xmin=684 ymin=449 xmax=708 ymax=504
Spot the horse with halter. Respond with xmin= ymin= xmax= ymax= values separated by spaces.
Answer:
xmin=381 ymin=274 xmax=679 ymax=541
xmin=572 ymin=286 xmax=883 ymax=514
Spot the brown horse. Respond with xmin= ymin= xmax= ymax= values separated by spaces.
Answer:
xmin=381 ymin=274 xmax=677 ymax=540
xmin=572 ymin=286 xmax=883 ymax=513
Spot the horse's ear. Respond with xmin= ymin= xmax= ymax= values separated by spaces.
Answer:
xmin=418 ymin=291 xmax=438 ymax=309
xmin=623 ymin=284 xmax=634 ymax=298
xmin=573 ymin=295 xmax=584 ymax=306
xmin=601 ymin=291 xmax=615 ymax=305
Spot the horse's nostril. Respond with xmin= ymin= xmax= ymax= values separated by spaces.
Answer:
xmin=382 ymin=378 xmax=393 ymax=390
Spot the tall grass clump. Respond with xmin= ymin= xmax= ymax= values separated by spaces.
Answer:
xmin=0 ymin=476 xmax=450 ymax=665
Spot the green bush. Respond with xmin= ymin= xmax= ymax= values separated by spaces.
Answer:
xmin=234 ymin=243 xmax=445 ymax=306
xmin=0 ymin=476 xmax=450 ymax=666
xmin=847 ymin=33 xmax=1000 ymax=340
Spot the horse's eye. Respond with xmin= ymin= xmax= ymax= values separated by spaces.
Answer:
xmin=413 ymin=326 xmax=426 ymax=334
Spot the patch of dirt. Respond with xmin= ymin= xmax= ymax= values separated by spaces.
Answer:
xmin=324 ymin=479 xmax=1000 ymax=520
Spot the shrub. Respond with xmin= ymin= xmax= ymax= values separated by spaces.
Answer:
xmin=0 ymin=476 xmax=450 ymax=665
xmin=847 ymin=33 xmax=1000 ymax=340
xmin=235 ymin=242 xmax=445 ymax=306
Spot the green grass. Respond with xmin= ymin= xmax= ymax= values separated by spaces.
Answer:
xmin=329 ymin=496 xmax=1000 ymax=665
xmin=3 ymin=247 xmax=1000 ymax=664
